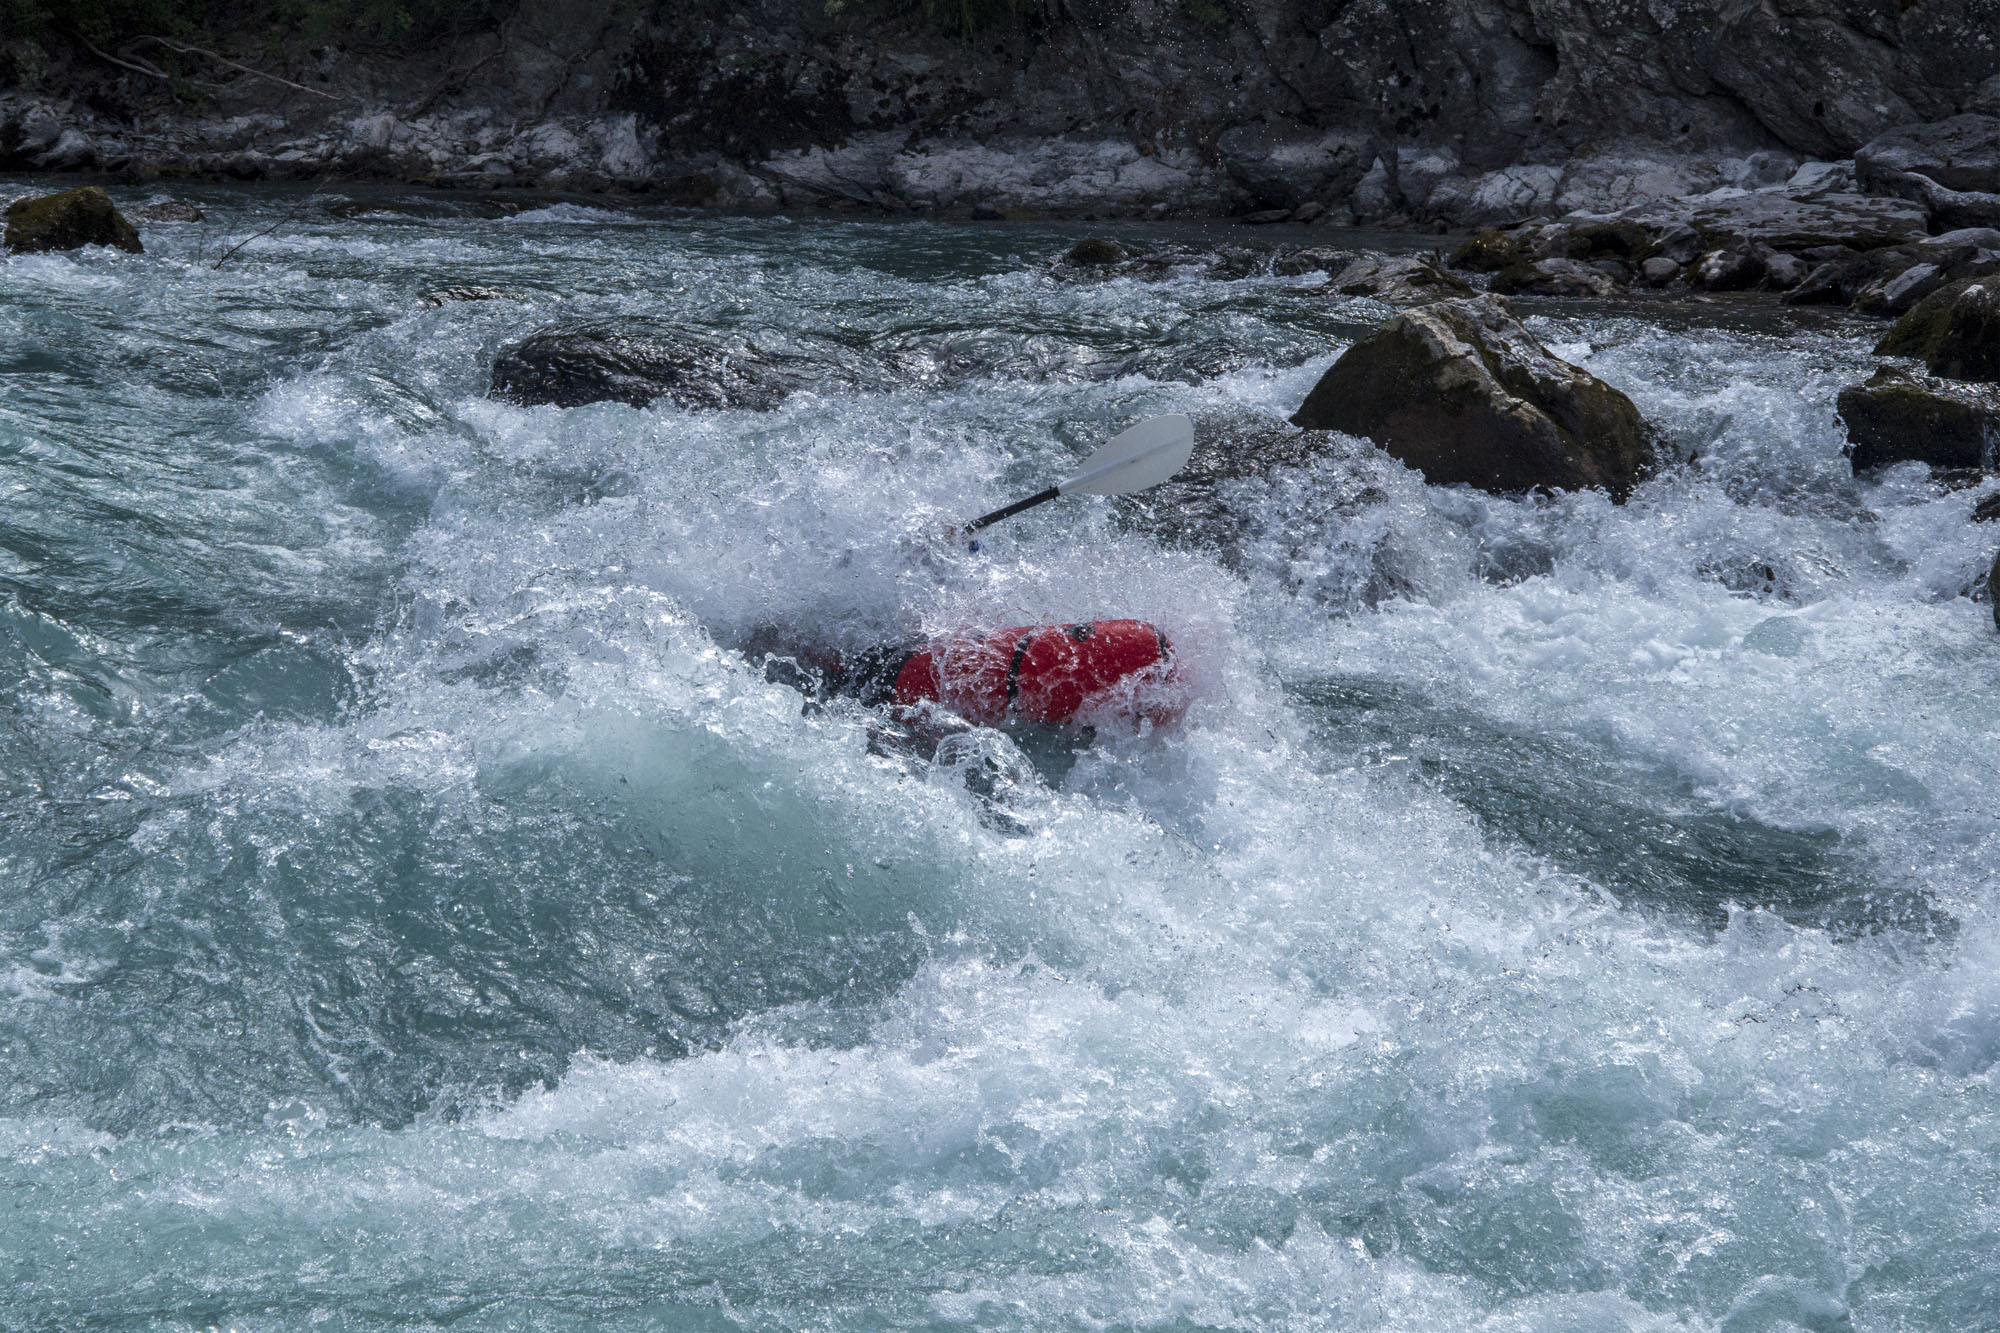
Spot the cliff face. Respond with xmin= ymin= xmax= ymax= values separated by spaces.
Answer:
xmin=3 ymin=0 xmax=1997 ymax=221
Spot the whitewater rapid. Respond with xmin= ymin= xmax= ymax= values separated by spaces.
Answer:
xmin=3 ymin=186 xmax=1998 ymax=1331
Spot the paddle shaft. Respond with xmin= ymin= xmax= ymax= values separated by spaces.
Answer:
xmin=965 ymin=486 xmax=1060 ymax=534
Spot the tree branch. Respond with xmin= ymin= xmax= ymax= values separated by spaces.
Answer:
xmin=213 ymin=188 xmax=325 ymax=271
xmin=126 ymin=36 xmax=343 ymax=101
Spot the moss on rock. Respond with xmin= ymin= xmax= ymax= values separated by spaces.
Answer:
xmin=4 ymin=186 xmax=141 ymax=255
xmin=1289 ymin=294 xmax=1657 ymax=501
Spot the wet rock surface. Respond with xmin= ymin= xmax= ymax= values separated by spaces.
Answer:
xmin=490 ymin=324 xmax=791 ymax=411
xmin=1289 ymin=295 xmax=1657 ymax=502
xmin=1838 ymin=368 xmax=2000 ymax=474
xmin=1877 ymin=278 xmax=2000 ymax=383
xmin=1857 ymin=115 xmax=2000 ymax=227
xmin=1490 ymin=257 xmax=1616 ymax=297
xmin=1328 ymin=254 xmax=1471 ymax=302
xmin=3 ymin=186 xmax=142 ymax=254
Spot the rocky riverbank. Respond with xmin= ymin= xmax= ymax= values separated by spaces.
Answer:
xmin=5 ymin=0 xmax=2000 ymax=229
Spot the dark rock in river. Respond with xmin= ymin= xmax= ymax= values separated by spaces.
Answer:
xmin=1062 ymin=238 xmax=1129 ymax=266
xmin=1489 ymin=257 xmax=1617 ymax=297
xmin=424 ymin=286 xmax=512 ymax=307
xmin=1838 ymin=368 xmax=2000 ymax=473
xmin=1290 ymin=294 xmax=1656 ymax=502
xmin=1329 ymin=254 xmax=1472 ymax=302
xmin=134 ymin=199 xmax=203 ymax=223
xmin=1449 ymin=229 xmax=1532 ymax=273
xmin=491 ymin=324 xmax=786 ymax=410
xmin=1876 ymin=278 xmax=2000 ymax=383
xmin=3 ymin=186 xmax=142 ymax=254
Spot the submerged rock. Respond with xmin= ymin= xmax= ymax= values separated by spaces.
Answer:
xmin=1876 ymin=278 xmax=2000 ymax=383
xmin=3 ymin=186 xmax=142 ymax=254
xmin=491 ymin=323 xmax=787 ymax=410
xmin=424 ymin=286 xmax=512 ymax=307
xmin=1289 ymin=295 xmax=1657 ymax=501
xmin=1061 ymin=238 xmax=1129 ymax=266
xmin=1328 ymin=254 xmax=1472 ymax=302
xmin=134 ymin=199 xmax=203 ymax=223
xmin=1837 ymin=368 xmax=2000 ymax=473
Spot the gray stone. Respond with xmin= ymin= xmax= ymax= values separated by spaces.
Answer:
xmin=1632 ymin=190 xmax=1928 ymax=252
xmin=1640 ymin=256 xmax=1681 ymax=285
xmin=1763 ymin=253 xmax=1808 ymax=290
xmin=490 ymin=323 xmax=789 ymax=410
xmin=1876 ymin=278 xmax=2000 ymax=383
xmin=1694 ymin=246 xmax=1764 ymax=291
xmin=1858 ymin=115 xmax=2000 ymax=195
xmin=1290 ymin=295 xmax=1656 ymax=502
xmin=1215 ymin=123 xmax=1369 ymax=211
xmin=1490 ymin=256 xmax=1618 ymax=296
xmin=1328 ymin=254 xmax=1473 ymax=302
xmin=1838 ymin=367 xmax=2000 ymax=473
xmin=1855 ymin=261 xmax=1946 ymax=317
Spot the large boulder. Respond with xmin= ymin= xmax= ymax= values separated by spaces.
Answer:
xmin=1875 ymin=278 xmax=2000 ymax=383
xmin=1214 ymin=123 xmax=1370 ymax=211
xmin=1837 ymin=368 xmax=2000 ymax=473
xmin=1613 ymin=189 xmax=1928 ymax=253
xmin=1858 ymin=116 xmax=2000 ymax=189
xmin=1858 ymin=116 xmax=2000 ymax=229
xmin=1328 ymin=254 xmax=1472 ymax=302
xmin=3 ymin=187 xmax=142 ymax=255
xmin=491 ymin=324 xmax=788 ymax=410
xmin=1489 ymin=257 xmax=1618 ymax=297
xmin=1289 ymin=295 xmax=1657 ymax=502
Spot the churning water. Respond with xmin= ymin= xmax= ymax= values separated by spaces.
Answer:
xmin=4 ymin=185 xmax=1999 ymax=1331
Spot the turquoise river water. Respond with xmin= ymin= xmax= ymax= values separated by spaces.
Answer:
xmin=3 ymin=184 xmax=1999 ymax=1331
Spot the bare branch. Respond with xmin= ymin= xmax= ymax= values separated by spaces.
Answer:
xmin=72 ymin=32 xmax=190 ymax=84
xmin=127 ymin=36 xmax=343 ymax=101
xmin=213 ymin=188 xmax=326 ymax=271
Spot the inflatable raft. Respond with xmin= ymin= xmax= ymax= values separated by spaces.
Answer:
xmin=761 ymin=619 xmax=1183 ymax=729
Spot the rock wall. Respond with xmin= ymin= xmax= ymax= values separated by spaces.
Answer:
xmin=3 ymin=0 xmax=1998 ymax=222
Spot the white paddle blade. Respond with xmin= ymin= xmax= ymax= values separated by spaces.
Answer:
xmin=1057 ymin=414 xmax=1195 ymax=496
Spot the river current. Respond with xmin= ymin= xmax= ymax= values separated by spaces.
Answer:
xmin=4 ymin=185 xmax=1998 ymax=1331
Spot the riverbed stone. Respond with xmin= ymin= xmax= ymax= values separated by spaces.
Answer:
xmin=1838 ymin=367 xmax=2000 ymax=473
xmin=1876 ymin=278 xmax=2000 ymax=382
xmin=1062 ymin=238 xmax=1128 ymax=266
xmin=490 ymin=323 xmax=787 ymax=410
xmin=1693 ymin=245 xmax=1765 ymax=291
xmin=3 ymin=187 xmax=142 ymax=254
xmin=1289 ymin=295 xmax=1657 ymax=501
xmin=1448 ymin=228 xmax=1530 ymax=273
xmin=1489 ymin=257 xmax=1617 ymax=297
xmin=1329 ymin=254 xmax=1473 ymax=302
